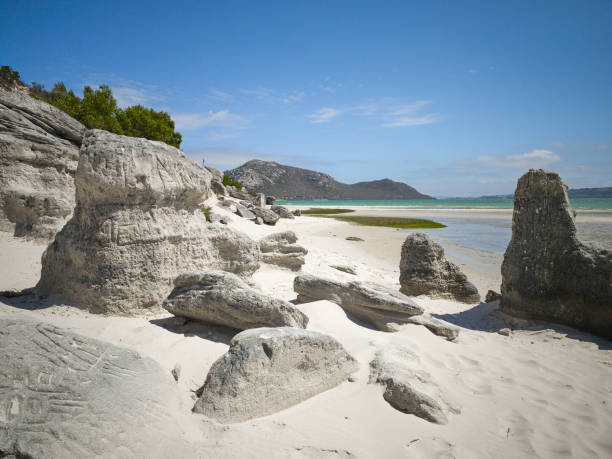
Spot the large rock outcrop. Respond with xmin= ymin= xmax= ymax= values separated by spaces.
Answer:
xmin=0 ymin=88 xmax=85 ymax=239
xmin=193 ymin=327 xmax=358 ymax=423
xmin=259 ymin=231 xmax=308 ymax=271
xmin=37 ymin=130 xmax=260 ymax=314
xmin=399 ymin=233 xmax=480 ymax=303
xmin=0 ymin=319 xmax=187 ymax=458
xmin=501 ymin=169 xmax=612 ymax=338
xmin=369 ymin=345 xmax=460 ymax=424
xmin=163 ymin=270 xmax=308 ymax=330
xmin=294 ymin=274 xmax=423 ymax=331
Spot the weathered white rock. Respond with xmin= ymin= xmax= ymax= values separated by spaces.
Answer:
xmin=193 ymin=327 xmax=358 ymax=423
xmin=37 ymin=130 xmax=260 ymax=314
xmin=229 ymin=189 xmax=251 ymax=201
xmin=294 ymin=274 xmax=423 ymax=332
xmin=235 ymin=202 xmax=256 ymax=219
xmin=0 ymin=318 xmax=187 ymax=458
xmin=400 ymin=233 xmax=480 ymax=303
xmin=254 ymin=192 xmax=265 ymax=207
xmin=405 ymin=313 xmax=460 ymax=341
xmin=259 ymin=231 xmax=307 ymax=271
xmin=369 ymin=344 xmax=460 ymax=424
xmin=330 ymin=265 xmax=357 ymax=275
xmin=271 ymin=205 xmax=295 ymax=219
xmin=163 ymin=270 xmax=308 ymax=330
xmin=0 ymin=88 xmax=85 ymax=239
xmin=252 ymin=206 xmax=280 ymax=225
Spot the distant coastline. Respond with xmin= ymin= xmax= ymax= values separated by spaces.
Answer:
xmin=278 ymin=197 xmax=612 ymax=210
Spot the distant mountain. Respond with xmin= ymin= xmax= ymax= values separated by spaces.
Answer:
xmin=568 ymin=187 xmax=612 ymax=198
xmin=225 ymin=160 xmax=433 ymax=200
xmin=475 ymin=187 xmax=612 ymax=200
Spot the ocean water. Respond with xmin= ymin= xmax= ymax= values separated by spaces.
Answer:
xmin=280 ymin=197 xmax=612 ymax=279
xmin=278 ymin=197 xmax=612 ymax=210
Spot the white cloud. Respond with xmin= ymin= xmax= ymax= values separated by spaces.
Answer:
xmin=308 ymin=99 xmax=438 ymax=127
xmin=308 ymin=107 xmax=344 ymax=123
xmin=241 ymin=87 xmax=305 ymax=104
xmin=83 ymin=73 xmax=166 ymax=109
xmin=475 ymin=149 xmax=561 ymax=169
xmin=112 ymin=87 xmax=158 ymax=108
xmin=208 ymin=88 xmax=232 ymax=100
xmin=171 ymin=110 xmax=249 ymax=131
xmin=281 ymin=91 xmax=305 ymax=104
xmin=381 ymin=114 xmax=439 ymax=127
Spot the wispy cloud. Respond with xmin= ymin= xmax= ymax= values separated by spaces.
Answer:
xmin=473 ymin=149 xmax=561 ymax=169
xmin=241 ymin=87 xmax=305 ymax=104
xmin=307 ymin=99 xmax=439 ymax=127
xmin=83 ymin=73 xmax=166 ymax=108
xmin=308 ymin=107 xmax=344 ymax=123
xmin=112 ymin=87 xmax=161 ymax=107
xmin=171 ymin=110 xmax=249 ymax=131
xmin=208 ymin=88 xmax=232 ymax=100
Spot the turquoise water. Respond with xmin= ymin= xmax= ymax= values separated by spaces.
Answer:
xmin=278 ymin=197 xmax=612 ymax=210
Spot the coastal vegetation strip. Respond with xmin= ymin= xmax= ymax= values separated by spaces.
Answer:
xmin=301 ymin=208 xmax=355 ymax=215
xmin=332 ymin=216 xmax=446 ymax=229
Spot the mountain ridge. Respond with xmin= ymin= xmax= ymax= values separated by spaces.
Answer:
xmin=225 ymin=160 xmax=433 ymax=200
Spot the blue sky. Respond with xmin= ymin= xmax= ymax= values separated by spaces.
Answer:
xmin=2 ymin=0 xmax=611 ymax=196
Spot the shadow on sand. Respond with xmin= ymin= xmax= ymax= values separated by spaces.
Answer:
xmin=0 ymin=288 xmax=75 ymax=312
xmin=149 ymin=316 xmax=237 ymax=345
xmin=434 ymin=301 xmax=612 ymax=350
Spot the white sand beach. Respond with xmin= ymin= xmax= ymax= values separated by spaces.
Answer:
xmin=2 ymin=207 xmax=611 ymax=459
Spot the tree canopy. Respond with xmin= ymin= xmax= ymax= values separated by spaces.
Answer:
xmin=0 ymin=65 xmax=182 ymax=148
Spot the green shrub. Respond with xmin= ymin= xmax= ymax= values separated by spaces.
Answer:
xmin=0 ymin=65 xmax=24 ymax=89
xmin=222 ymin=174 xmax=243 ymax=190
xmin=1 ymin=66 xmax=183 ymax=148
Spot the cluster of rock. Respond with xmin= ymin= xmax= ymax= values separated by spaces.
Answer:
xmin=163 ymin=270 xmax=308 ymax=330
xmin=399 ymin=233 xmax=481 ymax=303
xmin=0 ymin=318 xmax=188 ymax=458
xmin=194 ymin=327 xmax=358 ymax=423
xmin=500 ymin=169 xmax=612 ymax=339
xmin=0 ymin=88 xmax=85 ymax=239
xmin=217 ymin=195 xmax=297 ymax=226
xmin=259 ymin=231 xmax=308 ymax=271
xmin=36 ymin=130 xmax=260 ymax=314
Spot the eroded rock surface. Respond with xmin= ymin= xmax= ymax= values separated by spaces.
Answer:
xmin=0 ymin=88 xmax=85 ymax=239
xmin=193 ymin=327 xmax=358 ymax=423
xmin=271 ymin=205 xmax=295 ymax=219
xmin=163 ymin=270 xmax=308 ymax=330
xmin=0 ymin=318 xmax=186 ymax=458
xmin=260 ymin=231 xmax=307 ymax=271
xmin=399 ymin=233 xmax=480 ymax=303
xmin=294 ymin=274 xmax=423 ymax=331
xmin=369 ymin=345 xmax=460 ymax=424
xmin=501 ymin=169 xmax=612 ymax=338
xmin=37 ymin=130 xmax=260 ymax=314
xmin=252 ymin=207 xmax=280 ymax=225
xmin=405 ymin=314 xmax=460 ymax=341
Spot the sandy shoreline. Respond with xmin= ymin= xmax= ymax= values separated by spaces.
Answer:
xmin=1 ymin=206 xmax=612 ymax=458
